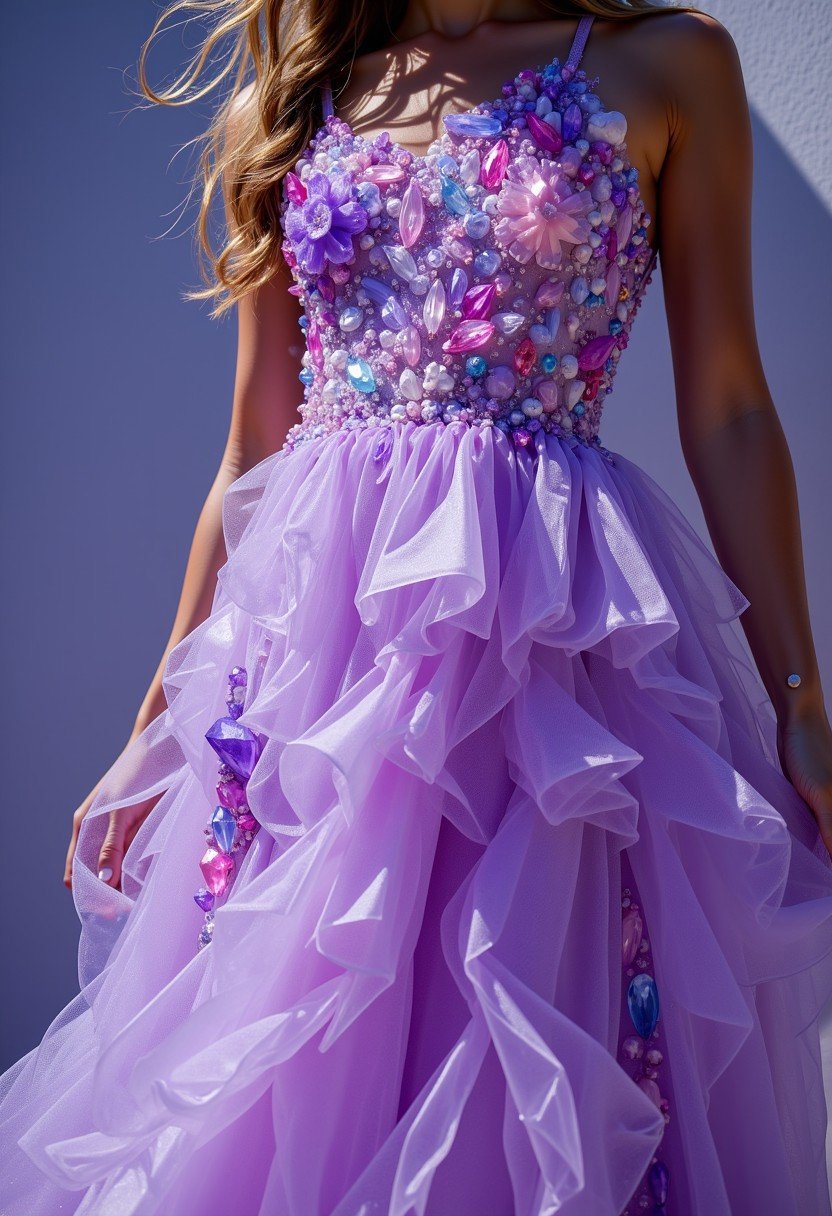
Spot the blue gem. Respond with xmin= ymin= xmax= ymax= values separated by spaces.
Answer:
xmin=298 ymin=315 xmax=308 ymax=330
xmin=540 ymin=353 xmax=558 ymax=373
xmin=572 ymin=403 xmax=586 ymax=417
xmin=649 ymin=1160 xmax=670 ymax=1205
xmin=361 ymin=276 xmax=393 ymax=306
xmin=627 ymin=973 xmax=660 ymax=1039
xmin=440 ymin=173 xmax=470 ymax=216
xmin=436 ymin=154 xmax=459 ymax=175
xmin=347 ymin=357 xmax=376 ymax=393
xmin=609 ymin=319 xmax=623 ymax=335
xmin=299 ymin=369 xmax=314 ymax=386
xmin=473 ymin=250 xmax=501 ymax=277
xmin=465 ymin=355 xmax=487 ymax=378
xmin=211 ymin=805 xmax=237 ymax=854
xmin=443 ymin=112 xmax=503 ymax=139
xmin=586 ymin=293 xmax=602 ymax=308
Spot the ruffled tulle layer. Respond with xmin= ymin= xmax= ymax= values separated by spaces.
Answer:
xmin=2 ymin=421 xmax=831 ymax=1216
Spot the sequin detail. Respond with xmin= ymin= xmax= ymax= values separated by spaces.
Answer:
xmin=280 ymin=55 xmax=655 ymax=452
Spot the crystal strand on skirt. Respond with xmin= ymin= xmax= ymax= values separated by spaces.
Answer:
xmin=192 ymin=665 xmax=262 ymax=951
xmin=619 ymin=876 xmax=671 ymax=1215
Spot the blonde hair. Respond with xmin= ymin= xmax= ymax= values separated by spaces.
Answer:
xmin=139 ymin=1 xmax=679 ymax=316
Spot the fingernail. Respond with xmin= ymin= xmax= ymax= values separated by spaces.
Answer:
xmin=98 ymin=866 xmax=113 ymax=883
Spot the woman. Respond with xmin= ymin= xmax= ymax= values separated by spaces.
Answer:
xmin=2 ymin=0 xmax=831 ymax=1212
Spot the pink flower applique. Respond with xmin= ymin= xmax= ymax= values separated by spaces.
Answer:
xmin=494 ymin=156 xmax=593 ymax=270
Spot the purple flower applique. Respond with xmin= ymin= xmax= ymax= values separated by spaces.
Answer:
xmin=284 ymin=170 xmax=368 ymax=276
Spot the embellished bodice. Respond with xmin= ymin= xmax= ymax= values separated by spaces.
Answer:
xmin=279 ymin=17 xmax=656 ymax=454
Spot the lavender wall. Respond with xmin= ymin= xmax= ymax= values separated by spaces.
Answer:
xmin=1 ymin=0 xmax=830 ymax=1097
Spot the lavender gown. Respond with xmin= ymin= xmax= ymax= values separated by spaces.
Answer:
xmin=3 ymin=17 xmax=832 ymax=1216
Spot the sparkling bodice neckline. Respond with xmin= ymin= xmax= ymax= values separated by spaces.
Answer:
xmin=278 ymin=19 xmax=657 ymax=454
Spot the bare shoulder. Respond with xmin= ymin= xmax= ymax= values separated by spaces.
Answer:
xmin=631 ymin=10 xmax=744 ymax=104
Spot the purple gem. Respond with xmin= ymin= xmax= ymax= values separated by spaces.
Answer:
xmin=237 ymin=811 xmax=258 ymax=833
xmin=205 ymin=716 xmax=260 ymax=782
xmin=193 ymin=887 xmax=215 ymax=912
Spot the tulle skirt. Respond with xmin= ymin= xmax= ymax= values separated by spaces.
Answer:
xmin=2 ymin=420 xmax=831 ymax=1216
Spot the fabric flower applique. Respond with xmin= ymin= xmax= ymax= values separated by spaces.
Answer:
xmin=494 ymin=155 xmax=593 ymax=270
xmin=283 ymin=170 xmax=368 ymax=276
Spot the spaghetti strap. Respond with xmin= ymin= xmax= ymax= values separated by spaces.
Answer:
xmin=562 ymin=14 xmax=594 ymax=78
xmin=321 ymin=80 xmax=335 ymax=120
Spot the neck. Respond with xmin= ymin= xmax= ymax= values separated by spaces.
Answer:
xmin=396 ymin=0 xmax=563 ymax=41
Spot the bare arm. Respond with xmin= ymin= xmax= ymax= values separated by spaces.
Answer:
xmin=65 ymin=262 xmax=303 ymax=887
xmin=655 ymin=14 xmax=832 ymax=850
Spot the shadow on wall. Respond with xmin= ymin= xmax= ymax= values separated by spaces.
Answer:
xmin=1 ymin=1 xmax=831 ymax=1093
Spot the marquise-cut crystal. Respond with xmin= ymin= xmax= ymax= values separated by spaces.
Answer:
xmin=461 ymin=283 xmax=496 ymax=320
xmin=480 ymin=138 xmax=509 ymax=190
xmin=448 ymin=268 xmax=468 ymax=309
xmin=442 ymin=320 xmax=495 ymax=354
xmin=423 ymin=279 xmax=446 ymax=337
xmin=398 ymin=180 xmax=425 ymax=248
xmin=363 ymin=164 xmax=405 ymax=186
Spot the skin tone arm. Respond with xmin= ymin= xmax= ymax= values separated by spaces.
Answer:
xmin=64 ymin=265 xmax=302 ymax=888
xmin=651 ymin=14 xmax=832 ymax=852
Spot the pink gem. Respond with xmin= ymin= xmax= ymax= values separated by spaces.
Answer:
xmin=398 ymin=180 xmax=425 ymax=248
xmin=199 ymin=847 xmax=234 ymax=897
xmin=480 ymin=139 xmax=509 ymax=190
xmin=637 ymin=1076 xmax=663 ymax=1109
xmin=442 ymin=320 xmax=495 ymax=354
xmin=307 ymin=321 xmax=324 ymax=369
xmin=237 ymin=811 xmax=258 ymax=832
xmin=525 ymin=112 xmax=563 ymax=155
xmin=284 ymin=171 xmax=307 ymax=204
xmin=216 ymin=778 xmax=247 ymax=811
xmin=578 ymin=334 xmax=617 ymax=372
xmin=534 ymin=279 xmax=565 ymax=308
xmin=461 ymin=283 xmax=496 ymax=320
xmin=363 ymin=164 xmax=406 ymax=186
xmin=622 ymin=906 xmax=644 ymax=967
xmin=514 ymin=337 xmax=536 ymax=377
xmin=578 ymin=164 xmax=595 ymax=187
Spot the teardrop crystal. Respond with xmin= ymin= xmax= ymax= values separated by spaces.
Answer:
xmin=627 ymin=973 xmax=660 ymax=1039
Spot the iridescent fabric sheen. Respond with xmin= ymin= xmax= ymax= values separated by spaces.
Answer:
xmin=2 ymin=17 xmax=832 ymax=1216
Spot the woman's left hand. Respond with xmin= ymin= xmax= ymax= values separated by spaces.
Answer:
xmin=779 ymin=710 xmax=832 ymax=857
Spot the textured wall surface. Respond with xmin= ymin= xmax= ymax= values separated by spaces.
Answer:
xmin=1 ymin=3 xmax=831 ymax=1182
xmin=696 ymin=0 xmax=832 ymax=208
